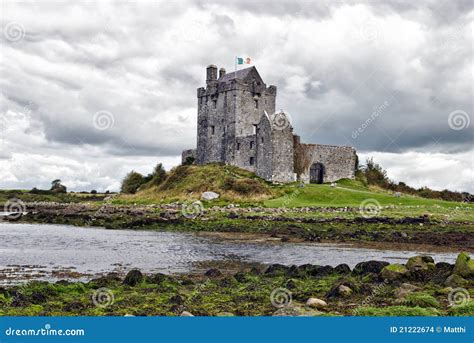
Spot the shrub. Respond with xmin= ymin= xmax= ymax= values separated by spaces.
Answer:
xmin=121 ymin=171 xmax=145 ymax=194
xmin=183 ymin=156 xmax=195 ymax=166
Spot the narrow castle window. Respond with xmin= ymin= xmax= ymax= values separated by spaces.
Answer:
xmin=254 ymin=99 xmax=258 ymax=108
xmin=213 ymin=99 xmax=217 ymax=109
xmin=249 ymin=157 xmax=255 ymax=165
xmin=236 ymin=143 xmax=240 ymax=150
xmin=261 ymin=137 xmax=264 ymax=143
xmin=211 ymin=126 xmax=215 ymax=135
xmin=250 ymin=141 xmax=254 ymax=149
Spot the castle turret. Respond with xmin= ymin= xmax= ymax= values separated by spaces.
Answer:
xmin=206 ymin=64 xmax=218 ymax=85
xmin=219 ymin=68 xmax=226 ymax=79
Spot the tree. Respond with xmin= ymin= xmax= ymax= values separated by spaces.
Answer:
xmin=121 ymin=171 xmax=145 ymax=194
xmin=50 ymin=179 xmax=67 ymax=193
xmin=150 ymin=163 xmax=167 ymax=186
xmin=91 ymin=190 xmax=97 ymax=194
xmin=362 ymin=158 xmax=389 ymax=187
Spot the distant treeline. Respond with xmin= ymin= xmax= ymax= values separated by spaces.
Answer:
xmin=357 ymin=158 xmax=473 ymax=203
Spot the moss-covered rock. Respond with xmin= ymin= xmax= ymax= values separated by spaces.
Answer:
xmin=444 ymin=274 xmax=468 ymax=287
xmin=406 ymin=256 xmax=435 ymax=272
xmin=380 ymin=264 xmax=409 ymax=281
xmin=401 ymin=292 xmax=440 ymax=308
xmin=453 ymin=252 xmax=474 ymax=279
xmin=123 ymin=269 xmax=144 ymax=286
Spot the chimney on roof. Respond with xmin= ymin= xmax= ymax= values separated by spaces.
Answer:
xmin=206 ymin=64 xmax=218 ymax=85
xmin=219 ymin=68 xmax=226 ymax=79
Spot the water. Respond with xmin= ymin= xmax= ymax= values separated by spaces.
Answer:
xmin=0 ymin=222 xmax=459 ymax=284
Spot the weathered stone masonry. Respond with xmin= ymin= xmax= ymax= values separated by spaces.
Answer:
xmin=182 ymin=65 xmax=357 ymax=183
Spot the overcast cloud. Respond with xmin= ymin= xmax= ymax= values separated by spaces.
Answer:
xmin=0 ymin=0 xmax=472 ymax=192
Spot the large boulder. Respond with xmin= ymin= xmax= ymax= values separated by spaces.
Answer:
xmin=201 ymin=191 xmax=220 ymax=200
xmin=406 ymin=255 xmax=435 ymax=272
xmin=380 ymin=264 xmax=409 ymax=281
xmin=453 ymin=252 xmax=474 ymax=279
xmin=352 ymin=261 xmax=389 ymax=275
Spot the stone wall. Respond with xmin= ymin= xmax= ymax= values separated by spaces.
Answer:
xmin=300 ymin=144 xmax=356 ymax=183
xmin=181 ymin=149 xmax=196 ymax=164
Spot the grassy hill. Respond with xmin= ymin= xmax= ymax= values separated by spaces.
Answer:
xmin=118 ymin=164 xmax=276 ymax=204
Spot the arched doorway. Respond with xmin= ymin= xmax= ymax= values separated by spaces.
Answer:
xmin=310 ymin=162 xmax=324 ymax=184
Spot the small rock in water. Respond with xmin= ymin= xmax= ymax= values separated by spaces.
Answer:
xmin=201 ymin=191 xmax=220 ymax=200
xmin=306 ymin=298 xmax=327 ymax=309
xmin=180 ymin=311 xmax=194 ymax=317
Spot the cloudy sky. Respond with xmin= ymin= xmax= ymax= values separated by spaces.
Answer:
xmin=1 ymin=0 xmax=472 ymax=192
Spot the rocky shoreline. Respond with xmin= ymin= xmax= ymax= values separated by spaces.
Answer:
xmin=1 ymin=253 xmax=472 ymax=316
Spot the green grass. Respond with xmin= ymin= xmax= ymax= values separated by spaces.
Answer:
xmin=265 ymin=180 xmax=471 ymax=209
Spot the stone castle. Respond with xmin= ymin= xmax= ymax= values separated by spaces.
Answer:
xmin=182 ymin=65 xmax=357 ymax=184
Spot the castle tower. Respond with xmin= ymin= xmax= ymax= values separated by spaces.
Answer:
xmin=196 ymin=65 xmax=277 ymax=170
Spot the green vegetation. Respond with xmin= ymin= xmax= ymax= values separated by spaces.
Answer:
xmin=2 ymin=260 xmax=472 ymax=317
xmin=120 ymin=171 xmax=146 ymax=194
xmin=352 ymin=306 xmax=440 ymax=316
xmin=120 ymin=164 xmax=275 ymax=203
xmin=265 ymin=179 xmax=471 ymax=209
